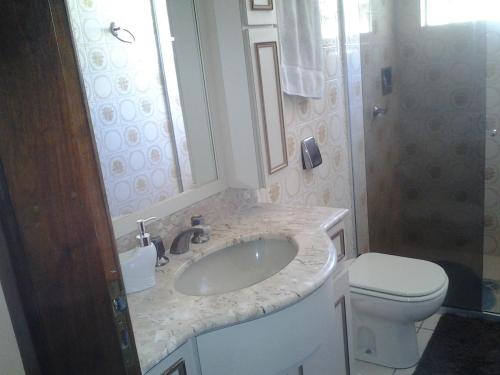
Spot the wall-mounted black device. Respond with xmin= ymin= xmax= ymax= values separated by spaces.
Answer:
xmin=301 ymin=137 xmax=322 ymax=170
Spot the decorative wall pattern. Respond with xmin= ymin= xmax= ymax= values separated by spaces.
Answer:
xmin=66 ymin=0 xmax=193 ymax=218
xmin=258 ymin=0 xmax=358 ymax=258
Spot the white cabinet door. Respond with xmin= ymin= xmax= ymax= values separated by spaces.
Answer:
xmin=245 ymin=27 xmax=288 ymax=177
xmin=146 ymin=340 xmax=201 ymax=375
xmin=330 ymin=269 xmax=355 ymax=375
xmin=197 ymin=279 xmax=337 ymax=375
xmin=295 ymin=271 xmax=354 ymax=375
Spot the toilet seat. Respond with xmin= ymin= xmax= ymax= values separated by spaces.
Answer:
xmin=350 ymin=280 xmax=448 ymax=302
xmin=349 ymin=253 xmax=448 ymax=302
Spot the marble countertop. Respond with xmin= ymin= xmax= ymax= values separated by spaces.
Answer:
xmin=126 ymin=203 xmax=348 ymax=373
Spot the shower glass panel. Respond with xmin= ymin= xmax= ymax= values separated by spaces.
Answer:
xmin=357 ymin=0 xmax=500 ymax=312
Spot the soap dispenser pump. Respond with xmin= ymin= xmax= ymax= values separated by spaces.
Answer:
xmin=137 ymin=217 xmax=155 ymax=247
xmin=119 ymin=217 xmax=158 ymax=294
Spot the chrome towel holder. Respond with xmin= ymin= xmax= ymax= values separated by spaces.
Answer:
xmin=110 ymin=22 xmax=136 ymax=44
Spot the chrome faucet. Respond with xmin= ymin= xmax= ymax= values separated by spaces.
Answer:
xmin=170 ymin=216 xmax=211 ymax=255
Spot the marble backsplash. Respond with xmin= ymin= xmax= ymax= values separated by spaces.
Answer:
xmin=115 ymin=188 xmax=258 ymax=253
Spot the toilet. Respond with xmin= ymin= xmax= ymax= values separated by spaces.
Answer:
xmin=349 ymin=252 xmax=449 ymax=369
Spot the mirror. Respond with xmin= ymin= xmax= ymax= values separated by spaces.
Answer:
xmin=66 ymin=0 xmax=217 ymax=220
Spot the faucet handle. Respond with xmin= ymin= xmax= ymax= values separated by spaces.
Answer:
xmin=190 ymin=215 xmax=210 ymax=244
xmin=191 ymin=224 xmax=211 ymax=244
xmin=191 ymin=215 xmax=204 ymax=226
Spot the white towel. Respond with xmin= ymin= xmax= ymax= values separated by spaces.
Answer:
xmin=277 ymin=0 xmax=325 ymax=99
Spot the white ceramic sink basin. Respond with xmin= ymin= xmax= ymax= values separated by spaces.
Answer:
xmin=175 ymin=238 xmax=298 ymax=296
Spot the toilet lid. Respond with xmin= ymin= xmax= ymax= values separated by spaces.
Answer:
xmin=349 ymin=253 xmax=448 ymax=298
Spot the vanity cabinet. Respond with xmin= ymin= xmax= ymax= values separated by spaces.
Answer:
xmin=146 ymin=272 xmax=354 ymax=375
xmin=146 ymin=340 xmax=201 ymax=375
xmin=146 ymin=219 xmax=355 ymax=375
xmin=195 ymin=275 xmax=346 ymax=375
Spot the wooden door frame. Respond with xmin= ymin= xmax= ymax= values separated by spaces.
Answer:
xmin=0 ymin=0 xmax=140 ymax=373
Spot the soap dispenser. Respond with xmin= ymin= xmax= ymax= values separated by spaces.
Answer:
xmin=119 ymin=217 xmax=158 ymax=294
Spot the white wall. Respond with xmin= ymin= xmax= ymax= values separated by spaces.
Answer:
xmin=0 ymin=283 xmax=25 ymax=375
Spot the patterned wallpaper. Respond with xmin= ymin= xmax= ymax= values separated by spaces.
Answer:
xmin=258 ymin=0 xmax=358 ymax=259
xmin=66 ymin=0 xmax=193 ymax=218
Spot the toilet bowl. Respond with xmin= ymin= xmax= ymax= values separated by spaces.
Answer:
xmin=349 ymin=253 xmax=448 ymax=369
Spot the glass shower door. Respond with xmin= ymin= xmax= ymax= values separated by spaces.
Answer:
xmin=482 ymin=20 xmax=500 ymax=314
xmin=394 ymin=11 xmax=486 ymax=311
xmin=356 ymin=0 xmax=500 ymax=312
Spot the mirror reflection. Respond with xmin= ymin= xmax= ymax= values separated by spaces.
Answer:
xmin=66 ymin=0 xmax=217 ymax=218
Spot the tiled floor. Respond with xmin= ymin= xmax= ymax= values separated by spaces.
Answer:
xmin=353 ymin=313 xmax=441 ymax=375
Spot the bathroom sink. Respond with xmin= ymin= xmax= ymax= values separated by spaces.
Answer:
xmin=175 ymin=238 xmax=298 ymax=296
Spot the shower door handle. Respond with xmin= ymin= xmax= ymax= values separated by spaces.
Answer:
xmin=373 ymin=106 xmax=387 ymax=117
xmin=490 ymin=129 xmax=497 ymax=137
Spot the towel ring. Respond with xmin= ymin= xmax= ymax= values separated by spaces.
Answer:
xmin=110 ymin=22 xmax=135 ymax=44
